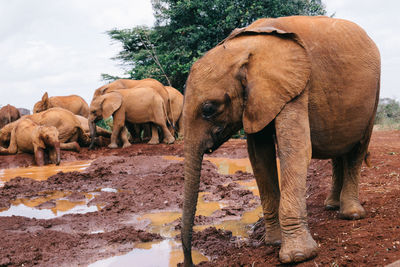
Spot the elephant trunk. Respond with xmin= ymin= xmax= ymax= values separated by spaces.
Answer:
xmin=54 ymin=141 xmax=61 ymax=165
xmin=89 ymin=120 xmax=97 ymax=149
xmin=181 ymin=141 xmax=204 ymax=267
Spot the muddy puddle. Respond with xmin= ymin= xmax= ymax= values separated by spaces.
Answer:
xmin=163 ymin=156 xmax=253 ymax=175
xmin=0 ymin=160 xmax=98 ymax=218
xmin=0 ymin=160 xmax=92 ymax=187
xmin=89 ymin=239 xmax=208 ymax=267
xmin=89 ymin=157 xmax=262 ymax=266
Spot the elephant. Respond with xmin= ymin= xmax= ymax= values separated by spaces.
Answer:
xmin=75 ymin=115 xmax=111 ymax=138
xmin=144 ymin=86 xmax=184 ymax=142
xmin=33 ymin=92 xmax=90 ymax=117
xmin=89 ymin=78 xmax=174 ymax=148
xmin=165 ymin=86 xmax=184 ymax=137
xmin=0 ymin=118 xmax=60 ymax=166
xmin=0 ymin=107 xmax=90 ymax=151
xmin=0 ymin=104 xmax=20 ymax=129
xmin=89 ymin=87 xmax=175 ymax=148
xmin=181 ymin=16 xmax=380 ymax=265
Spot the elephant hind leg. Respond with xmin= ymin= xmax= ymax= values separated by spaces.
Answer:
xmin=148 ymin=124 xmax=160 ymax=144
xmin=247 ymin=125 xmax=281 ymax=245
xmin=324 ymin=157 xmax=344 ymax=210
xmin=337 ymin=141 xmax=369 ymax=220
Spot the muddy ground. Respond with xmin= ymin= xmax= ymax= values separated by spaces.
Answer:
xmin=0 ymin=130 xmax=399 ymax=266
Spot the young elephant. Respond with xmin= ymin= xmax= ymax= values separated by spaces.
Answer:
xmin=0 ymin=118 xmax=60 ymax=166
xmin=89 ymin=87 xmax=175 ymax=148
xmin=181 ymin=16 xmax=380 ymax=265
xmin=0 ymin=104 xmax=20 ymax=129
xmin=33 ymin=92 xmax=90 ymax=117
xmin=0 ymin=108 xmax=89 ymax=151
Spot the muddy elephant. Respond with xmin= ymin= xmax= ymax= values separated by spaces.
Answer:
xmin=181 ymin=16 xmax=380 ymax=265
xmin=0 ymin=104 xmax=21 ymax=129
xmin=89 ymin=78 xmax=175 ymax=148
xmin=0 ymin=108 xmax=90 ymax=151
xmin=33 ymin=92 xmax=90 ymax=117
xmin=0 ymin=118 xmax=60 ymax=166
xmin=89 ymin=87 xmax=175 ymax=148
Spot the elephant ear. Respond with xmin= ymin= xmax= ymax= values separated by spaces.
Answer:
xmin=41 ymin=92 xmax=49 ymax=108
xmin=101 ymin=92 xmax=122 ymax=119
xmin=228 ymin=22 xmax=311 ymax=133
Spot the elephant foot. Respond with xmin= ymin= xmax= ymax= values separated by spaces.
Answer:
xmin=163 ymin=136 xmax=175 ymax=144
xmin=339 ymin=200 xmax=366 ymax=220
xmin=148 ymin=139 xmax=159 ymax=145
xmin=324 ymin=196 xmax=340 ymax=210
xmin=108 ymin=143 xmax=119 ymax=149
xmin=279 ymin=229 xmax=318 ymax=264
xmin=264 ymin=222 xmax=282 ymax=245
xmin=122 ymin=143 xmax=131 ymax=148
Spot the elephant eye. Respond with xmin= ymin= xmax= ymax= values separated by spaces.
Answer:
xmin=202 ymin=102 xmax=218 ymax=119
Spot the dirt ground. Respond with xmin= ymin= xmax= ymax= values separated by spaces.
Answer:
xmin=0 ymin=130 xmax=399 ymax=266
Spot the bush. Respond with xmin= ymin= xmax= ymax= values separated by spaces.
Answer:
xmin=375 ymin=98 xmax=400 ymax=129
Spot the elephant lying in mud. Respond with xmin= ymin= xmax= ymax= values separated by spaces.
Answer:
xmin=181 ymin=16 xmax=380 ymax=265
xmin=89 ymin=87 xmax=175 ymax=148
xmin=0 ymin=118 xmax=60 ymax=166
xmin=33 ymin=92 xmax=90 ymax=117
xmin=0 ymin=108 xmax=90 ymax=151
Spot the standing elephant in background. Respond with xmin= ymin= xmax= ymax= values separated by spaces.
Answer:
xmin=89 ymin=78 xmax=174 ymax=148
xmin=0 ymin=118 xmax=60 ymax=166
xmin=181 ymin=16 xmax=380 ymax=265
xmin=89 ymin=87 xmax=175 ymax=148
xmin=33 ymin=92 xmax=90 ymax=117
xmin=165 ymin=86 xmax=184 ymax=137
xmin=0 ymin=104 xmax=20 ymax=129
xmin=0 ymin=108 xmax=90 ymax=151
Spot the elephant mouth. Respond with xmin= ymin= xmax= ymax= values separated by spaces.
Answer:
xmin=205 ymin=125 xmax=234 ymax=154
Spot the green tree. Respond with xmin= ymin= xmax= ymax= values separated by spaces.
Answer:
xmin=103 ymin=0 xmax=326 ymax=92
xmin=375 ymin=98 xmax=400 ymax=126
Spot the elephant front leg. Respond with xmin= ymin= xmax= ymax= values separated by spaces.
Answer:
xmin=247 ymin=125 xmax=281 ymax=245
xmin=120 ymin=127 xmax=131 ymax=148
xmin=275 ymin=95 xmax=317 ymax=264
xmin=34 ymin=147 xmax=45 ymax=166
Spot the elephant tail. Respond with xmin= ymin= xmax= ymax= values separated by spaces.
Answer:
xmin=364 ymin=151 xmax=372 ymax=167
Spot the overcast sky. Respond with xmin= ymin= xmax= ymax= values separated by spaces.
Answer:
xmin=0 ymin=0 xmax=399 ymax=110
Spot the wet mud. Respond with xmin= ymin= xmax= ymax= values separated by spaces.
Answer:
xmin=0 ymin=131 xmax=399 ymax=266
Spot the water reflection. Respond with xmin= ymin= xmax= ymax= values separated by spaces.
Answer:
xmin=0 ymin=160 xmax=92 ymax=187
xmin=163 ymin=156 xmax=253 ymax=175
xmin=0 ymin=190 xmax=102 ymax=219
xmin=89 ymin=240 xmax=208 ymax=267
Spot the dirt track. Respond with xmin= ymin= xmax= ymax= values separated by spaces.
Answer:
xmin=0 ymin=130 xmax=399 ymax=266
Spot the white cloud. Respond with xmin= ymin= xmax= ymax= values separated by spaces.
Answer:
xmin=324 ymin=0 xmax=400 ymax=100
xmin=0 ymin=0 xmax=154 ymax=109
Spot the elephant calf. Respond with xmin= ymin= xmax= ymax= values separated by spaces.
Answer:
xmin=181 ymin=16 xmax=380 ymax=265
xmin=33 ymin=92 xmax=90 ymax=117
xmin=89 ymin=87 xmax=175 ymax=148
xmin=0 ymin=118 xmax=60 ymax=166
xmin=0 ymin=104 xmax=20 ymax=129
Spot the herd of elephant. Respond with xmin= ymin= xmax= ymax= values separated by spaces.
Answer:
xmin=0 ymin=78 xmax=183 ymax=166
xmin=0 ymin=15 xmax=383 ymax=265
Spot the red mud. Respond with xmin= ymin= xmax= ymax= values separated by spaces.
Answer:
xmin=0 ymin=131 xmax=399 ymax=266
